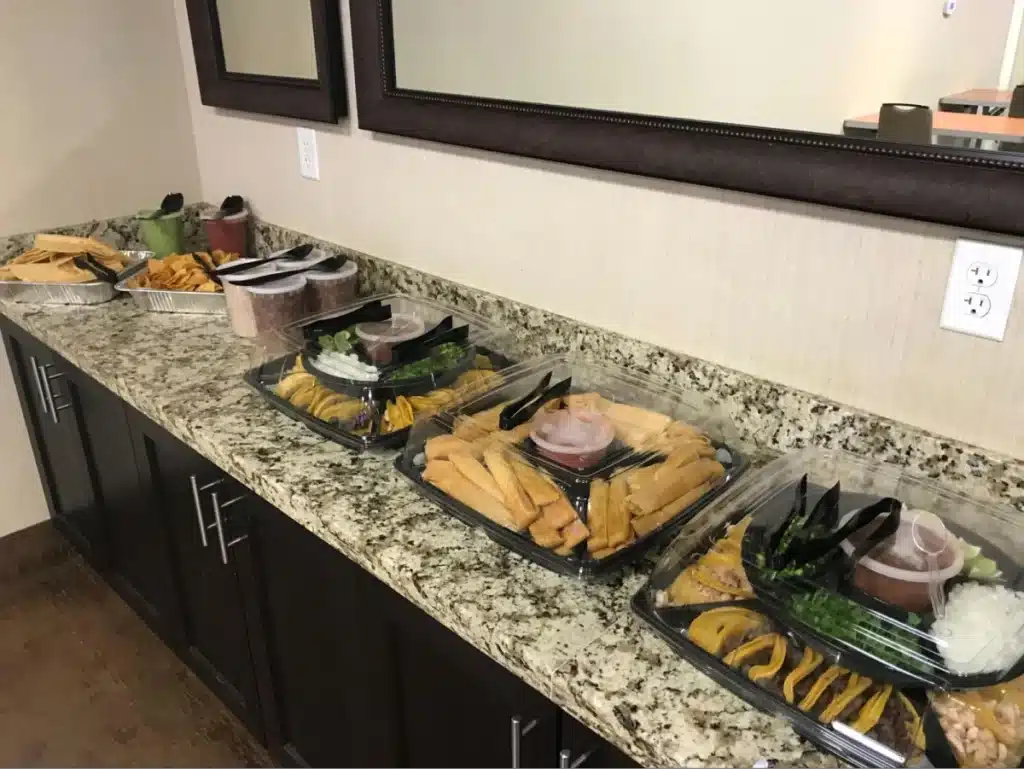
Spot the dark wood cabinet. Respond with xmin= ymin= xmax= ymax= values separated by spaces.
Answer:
xmin=3 ymin=328 xmax=109 ymax=568
xmin=2 ymin=320 xmax=637 ymax=769
xmin=247 ymin=497 xmax=390 ymax=768
xmin=366 ymin=575 xmax=559 ymax=768
xmin=127 ymin=411 xmax=264 ymax=740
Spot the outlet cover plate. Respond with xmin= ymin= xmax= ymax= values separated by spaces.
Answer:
xmin=297 ymin=127 xmax=319 ymax=181
xmin=940 ymin=239 xmax=1021 ymax=341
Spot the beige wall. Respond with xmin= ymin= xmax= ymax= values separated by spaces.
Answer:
xmin=173 ymin=0 xmax=1024 ymax=460
xmin=392 ymin=0 xmax=1013 ymax=134
xmin=0 ymin=0 xmax=201 ymax=235
xmin=0 ymin=0 xmax=201 ymax=537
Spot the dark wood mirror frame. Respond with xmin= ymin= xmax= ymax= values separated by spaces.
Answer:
xmin=185 ymin=0 xmax=345 ymax=123
xmin=351 ymin=0 xmax=1024 ymax=236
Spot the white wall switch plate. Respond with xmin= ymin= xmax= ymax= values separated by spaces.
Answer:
xmin=296 ymin=127 xmax=320 ymax=181
xmin=939 ymin=239 xmax=1022 ymax=341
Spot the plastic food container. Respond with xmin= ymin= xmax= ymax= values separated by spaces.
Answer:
xmin=841 ymin=511 xmax=964 ymax=612
xmin=634 ymin=448 xmax=1024 ymax=769
xmin=246 ymin=275 xmax=307 ymax=341
xmin=202 ymin=209 xmax=250 ymax=258
xmin=243 ymin=293 xmax=518 ymax=452
xmin=530 ymin=408 xmax=615 ymax=469
xmin=305 ymin=260 xmax=359 ymax=314
xmin=137 ymin=210 xmax=185 ymax=258
xmin=224 ymin=261 xmax=282 ymax=338
xmin=395 ymin=353 xmax=746 ymax=578
xmin=354 ymin=313 xmax=425 ymax=364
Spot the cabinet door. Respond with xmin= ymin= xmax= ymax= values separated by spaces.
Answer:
xmin=246 ymin=497 xmax=392 ymax=767
xmin=366 ymin=575 xmax=559 ymax=768
xmin=63 ymin=363 xmax=183 ymax=642
xmin=558 ymin=714 xmax=639 ymax=769
xmin=128 ymin=411 xmax=264 ymax=740
xmin=1 ymin=328 xmax=107 ymax=567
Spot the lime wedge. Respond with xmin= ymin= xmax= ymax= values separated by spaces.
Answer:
xmin=968 ymin=558 xmax=1000 ymax=580
xmin=960 ymin=541 xmax=982 ymax=561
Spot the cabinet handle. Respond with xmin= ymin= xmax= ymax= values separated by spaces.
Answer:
xmin=38 ymin=364 xmax=62 ymax=424
xmin=510 ymin=715 xmax=537 ymax=769
xmin=559 ymin=749 xmax=595 ymax=768
xmin=211 ymin=491 xmax=248 ymax=566
xmin=29 ymin=357 xmax=48 ymax=415
xmin=189 ymin=475 xmax=224 ymax=548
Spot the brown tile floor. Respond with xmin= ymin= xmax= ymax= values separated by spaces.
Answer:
xmin=0 ymin=525 xmax=271 ymax=768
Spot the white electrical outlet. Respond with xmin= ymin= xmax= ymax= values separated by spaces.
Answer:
xmin=940 ymin=239 xmax=1022 ymax=341
xmin=296 ymin=127 xmax=320 ymax=181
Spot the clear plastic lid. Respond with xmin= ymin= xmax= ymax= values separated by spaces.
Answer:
xmin=651 ymin=448 xmax=1024 ymax=691
xmin=304 ymin=260 xmax=358 ymax=281
xmin=396 ymin=353 xmax=745 ymax=576
xmin=244 ymin=293 xmax=518 ymax=451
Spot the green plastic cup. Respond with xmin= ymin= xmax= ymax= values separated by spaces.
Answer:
xmin=137 ymin=210 xmax=185 ymax=257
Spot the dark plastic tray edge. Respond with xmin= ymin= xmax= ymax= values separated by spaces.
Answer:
xmin=630 ymin=589 xmax=911 ymax=769
xmin=395 ymin=445 xmax=748 ymax=579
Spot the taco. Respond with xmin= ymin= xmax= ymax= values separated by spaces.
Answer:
xmin=798 ymin=665 xmax=847 ymax=715
xmin=848 ymin=685 xmax=925 ymax=758
xmin=688 ymin=608 xmax=768 ymax=656
xmin=782 ymin=647 xmax=825 ymax=704
xmin=820 ymin=673 xmax=875 ymax=723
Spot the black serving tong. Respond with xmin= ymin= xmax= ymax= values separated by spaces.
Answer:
xmin=227 ymin=255 xmax=344 ymax=288
xmin=389 ymin=316 xmax=454 ymax=359
xmin=303 ymin=298 xmax=391 ymax=344
xmin=214 ymin=243 xmax=317 ymax=278
xmin=499 ymin=374 xmax=573 ymax=430
xmin=192 ymin=252 xmax=222 ymax=286
xmin=144 ymin=192 xmax=184 ymax=219
xmin=72 ymin=254 xmax=120 ymax=284
xmin=763 ymin=476 xmax=902 ymax=576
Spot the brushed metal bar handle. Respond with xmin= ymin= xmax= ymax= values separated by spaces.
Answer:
xmin=38 ymin=366 xmax=59 ymax=424
xmin=211 ymin=491 xmax=248 ymax=566
xmin=29 ymin=357 xmax=48 ymax=414
xmin=510 ymin=715 xmax=537 ymax=769
xmin=570 ymin=749 xmax=595 ymax=768
xmin=559 ymin=749 xmax=571 ymax=768
xmin=189 ymin=474 xmax=211 ymax=547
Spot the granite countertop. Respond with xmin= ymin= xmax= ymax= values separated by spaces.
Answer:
xmin=0 ymin=298 xmax=840 ymax=768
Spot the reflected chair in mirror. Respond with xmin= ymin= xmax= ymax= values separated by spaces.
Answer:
xmin=999 ymin=85 xmax=1024 ymax=152
xmin=877 ymin=103 xmax=934 ymax=145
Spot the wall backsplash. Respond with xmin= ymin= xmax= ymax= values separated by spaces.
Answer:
xmin=171 ymin=0 xmax=1024 ymax=462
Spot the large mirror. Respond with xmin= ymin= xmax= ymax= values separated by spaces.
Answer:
xmin=185 ymin=0 xmax=344 ymax=122
xmin=390 ymin=0 xmax=1024 ymax=156
xmin=351 ymin=0 xmax=1024 ymax=236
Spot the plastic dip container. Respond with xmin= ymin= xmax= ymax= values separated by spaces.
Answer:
xmin=138 ymin=210 xmax=185 ymax=258
xmin=530 ymin=409 xmax=615 ymax=470
xmin=354 ymin=313 xmax=425 ymax=364
xmin=202 ymin=209 xmax=250 ymax=258
xmin=305 ymin=261 xmax=359 ymax=314
xmin=841 ymin=510 xmax=964 ymax=612
xmin=224 ymin=261 xmax=279 ymax=338
xmin=246 ymin=276 xmax=308 ymax=341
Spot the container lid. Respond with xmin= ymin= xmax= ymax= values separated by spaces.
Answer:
xmin=201 ymin=209 xmax=249 ymax=221
xmin=245 ymin=275 xmax=307 ymax=294
xmin=245 ymin=292 xmax=519 ymax=453
xmin=397 ymin=353 xmax=744 ymax=577
xmin=693 ymin=447 xmax=1024 ymax=690
xmin=304 ymin=261 xmax=358 ymax=281
xmin=221 ymin=259 xmax=276 ymax=283
xmin=353 ymin=313 xmax=425 ymax=344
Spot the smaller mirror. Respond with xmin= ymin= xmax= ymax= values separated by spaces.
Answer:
xmin=216 ymin=0 xmax=318 ymax=80
xmin=185 ymin=0 xmax=344 ymax=123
